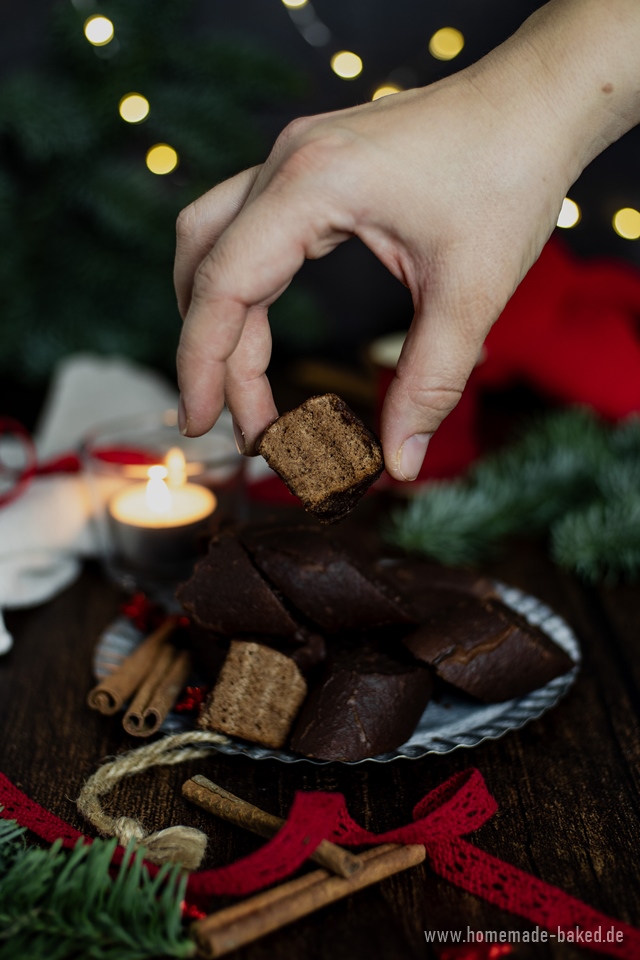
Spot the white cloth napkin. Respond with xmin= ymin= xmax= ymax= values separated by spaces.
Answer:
xmin=0 ymin=354 xmax=179 ymax=654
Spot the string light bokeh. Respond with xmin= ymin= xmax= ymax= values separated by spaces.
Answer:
xmin=557 ymin=198 xmax=581 ymax=230
xmin=119 ymin=94 xmax=150 ymax=124
xmin=428 ymin=27 xmax=465 ymax=61
xmin=69 ymin=0 xmax=640 ymax=236
xmin=0 ymin=0 xmax=638 ymax=418
xmin=372 ymin=83 xmax=403 ymax=101
xmin=146 ymin=144 xmax=179 ymax=175
xmin=83 ymin=15 xmax=114 ymax=47
xmin=330 ymin=51 xmax=363 ymax=79
xmin=278 ymin=0 xmax=638 ymax=246
xmin=613 ymin=208 xmax=640 ymax=241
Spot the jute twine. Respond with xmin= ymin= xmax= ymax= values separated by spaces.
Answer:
xmin=77 ymin=731 xmax=229 ymax=870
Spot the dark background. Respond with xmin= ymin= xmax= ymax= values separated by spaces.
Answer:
xmin=1 ymin=0 xmax=639 ymax=424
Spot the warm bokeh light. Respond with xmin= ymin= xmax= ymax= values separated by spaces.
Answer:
xmin=84 ymin=15 xmax=114 ymax=47
xmin=612 ymin=207 xmax=640 ymax=240
xmin=330 ymin=51 xmax=363 ymax=80
xmin=282 ymin=0 xmax=308 ymax=7
xmin=119 ymin=93 xmax=150 ymax=124
xmin=372 ymin=83 xmax=402 ymax=101
xmin=146 ymin=143 xmax=179 ymax=175
xmin=146 ymin=465 xmax=171 ymax=514
xmin=165 ymin=448 xmax=187 ymax=488
xmin=148 ymin=465 xmax=168 ymax=481
xmin=557 ymin=197 xmax=581 ymax=229
xmin=428 ymin=27 xmax=464 ymax=61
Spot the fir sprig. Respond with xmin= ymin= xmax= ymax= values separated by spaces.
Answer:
xmin=0 ymin=0 xmax=322 ymax=384
xmin=386 ymin=409 xmax=640 ymax=583
xmin=0 ymin=817 xmax=196 ymax=960
xmin=551 ymin=495 xmax=640 ymax=584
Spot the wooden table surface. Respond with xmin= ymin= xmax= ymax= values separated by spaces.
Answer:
xmin=2 ymin=503 xmax=640 ymax=960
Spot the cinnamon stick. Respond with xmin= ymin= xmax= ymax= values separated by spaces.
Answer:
xmin=192 ymin=843 xmax=425 ymax=958
xmin=193 ymin=845 xmax=398 ymax=934
xmin=122 ymin=646 xmax=192 ymax=736
xmin=182 ymin=775 xmax=363 ymax=879
xmin=87 ymin=616 xmax=178 ymax=715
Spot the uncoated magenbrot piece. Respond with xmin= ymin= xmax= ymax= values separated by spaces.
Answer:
xmin=256 ymin=394 xmax=384 ymax=523
xmin=198 ymin=641 xmax=308 ymax=748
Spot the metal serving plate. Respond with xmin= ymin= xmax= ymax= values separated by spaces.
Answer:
xmin=94 ymin=582 xmax=580 ymax=765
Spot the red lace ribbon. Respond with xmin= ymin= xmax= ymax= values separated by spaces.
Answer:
xmin=1 ymin=768 xmax=638 ymax=958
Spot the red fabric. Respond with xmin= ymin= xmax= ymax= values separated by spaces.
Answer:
xmin=1 ymin=767 xmax=639 ymax=958
xmin=373 ymin=238 xmax=640 ymax=482
xmin=478 ymin=238 xmax=640 ymax=420
xmin=91 ymin=447 xmax=159 ymax=465
xmin=0 ymin=771 xmax=85 ymax=848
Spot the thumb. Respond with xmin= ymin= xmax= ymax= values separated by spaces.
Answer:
xmin=380 ymin=297 xmax=489 ymax=482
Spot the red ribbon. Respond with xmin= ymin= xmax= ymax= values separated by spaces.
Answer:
xmin=0 ymin=768 xmax=638 ymax=958
xmin=0 ymin=417 xmax=39 ymax=508
xmin=0 ymin=416 xmax=169 ymax=510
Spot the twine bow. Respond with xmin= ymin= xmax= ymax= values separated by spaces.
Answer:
xmin=75 ymin=732 xmax=229 ymax=871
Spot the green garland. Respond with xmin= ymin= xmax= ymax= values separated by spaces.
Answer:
xmin=0 ymin=0 xmax=325 ymax=385
xmin=0 ymin=817 xmax=195 ymax=960
xmin=385 ymin=408 xmax=640 ymax=583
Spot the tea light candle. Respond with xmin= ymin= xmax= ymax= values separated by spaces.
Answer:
xmin=108 ymin=448 xmax=216 ymax=578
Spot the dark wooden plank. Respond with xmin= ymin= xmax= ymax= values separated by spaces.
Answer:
xmin=1 ymin=537 xmax=640 ymax=960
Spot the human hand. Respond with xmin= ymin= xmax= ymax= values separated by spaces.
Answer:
xmin=175 ymin=0 xmax=640 ymax=481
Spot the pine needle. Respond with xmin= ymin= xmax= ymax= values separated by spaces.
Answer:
xmin=0 ymin=0 xmax=313 ymax=384
xmin=0 ymin=816 xmax=196 ymax=960
xmin=385 ymin=408 xmax=640 ymax=582
xmin=552 ymin=496 xmax=640 ymax=583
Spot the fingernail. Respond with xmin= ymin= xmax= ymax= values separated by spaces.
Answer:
xmin=178 ymin=395 xmax=189 ymax=436
xmin=232 ymin=419 xmax=246 ymax=455
xmin=398 ymin=433 xmax=431 ymax=481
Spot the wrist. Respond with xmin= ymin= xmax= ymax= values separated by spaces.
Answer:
xmin=471 ymin=0 xmax=640 ymax=190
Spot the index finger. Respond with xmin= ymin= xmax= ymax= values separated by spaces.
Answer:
xmin=174 ymin=165 xmax=261 ymax=320
xmin=177 ymin=171 xmax=351 ymax=438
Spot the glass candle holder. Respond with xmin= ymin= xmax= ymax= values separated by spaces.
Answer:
xmin=82 ymin=408 xmax=245 ymax=594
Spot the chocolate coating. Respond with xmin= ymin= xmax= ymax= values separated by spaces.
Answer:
xmin=242 ymin=526 xmax=413 ymax=631
xmin=177 ymin=532 xmax=300 ymax=638
xmin=404 ymin=597 xmax=574 ymax=701
xmin=290 ymin=644 xmax=432 ymax=761
xmin=375 ymin=557 xmax=496 ymax=621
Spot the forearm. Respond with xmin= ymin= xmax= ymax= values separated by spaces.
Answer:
xmin=470 ymin=0 xmax=640 ymax=188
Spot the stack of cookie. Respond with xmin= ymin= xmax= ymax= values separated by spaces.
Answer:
xmin=177 ymin=525 xmax=574 ymax=762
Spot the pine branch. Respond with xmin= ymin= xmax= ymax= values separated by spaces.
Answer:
xmin=385 ymin=408 xmax=640 ymax=582
xmin=0 ymin=0 xmax=312 ymax=384
xmin=551 ymin=496 xmax=640 ymax=584
xmin=386 ymin=481 xmax=516 ymax=565
xmin=386 ymin=409 xmax=605 ymax=564
xmin=0 ymin=817 xmax=196 ymax=960
xmin=609 ymin=413 xmax=640 ymax=457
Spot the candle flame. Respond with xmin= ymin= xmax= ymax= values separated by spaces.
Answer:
xmin=165 ymin=447 xmax=187 ymax=487
xmin=146 ymin=464 xmax=171 ymax=514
